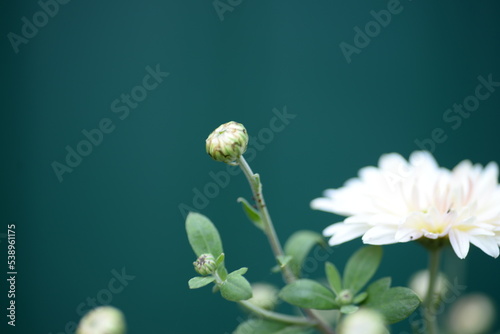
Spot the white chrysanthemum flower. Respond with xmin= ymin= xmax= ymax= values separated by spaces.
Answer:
xmin=311 ymin=151 xmax=500 ymax=259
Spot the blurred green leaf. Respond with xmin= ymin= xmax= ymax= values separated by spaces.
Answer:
xmin=237 ymin=197 xmax=264 ymax=230
xmin=215 ymin=253 xmax=225 ymax=267
xmin=284 ymin=230 xmax=327 ymax=277
xmin=188 ymin=276 xmax=215 ymax=289
xmin=343 ymin=246 xmax=382 ymax=294
xmin=275 ymin=327 xmax=313 ymax=334
xmin=185 ymin=212 xmax=223 ymax=258
xmin=220 ymin=272 xmax=252 ymax=302
xmin=325 ymin=262 xmax=342 ymax=296
xmin=365 ymin=287 xmax=420 ymax=324
xmin=340 ymin=305 xmax=359 ymax=314
xmin=279 ymin=279 xmax=338 ymax=310
xmin=231 ymin=267 xmax=248 ymax=276
xmin=353 ymin=291 xmax=368 ymax=304
xmin=366 ymin=277 xmax=391 ymax=301
xmin=277 ymin=255 xmax=293 ymax=268
xmin=233 ymin=319 xmax=286 ymax=334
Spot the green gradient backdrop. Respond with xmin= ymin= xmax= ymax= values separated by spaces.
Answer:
xmin=2 ymin=1 xmax=500 ymax=333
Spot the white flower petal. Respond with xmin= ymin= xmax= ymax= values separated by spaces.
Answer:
xmin=395 ymin=227 xmax=424 ymax=242
xmin=323 ymin=223 xmax=369 ymax=246
xmin=469 ymin=235 xmax=500 ymax=258
xmin=362 ymin=226 xmax=398 ymax=245
xmin=449 ymin=229 xmax=470 ymax=259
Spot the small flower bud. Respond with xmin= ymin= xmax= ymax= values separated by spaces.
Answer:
xmin=447 ymin=294 xmax=495 ymax=334
xmin=409 ymin=270 xmax=448 ymax=302
xmin=206 ymin=121 xmax=248 ymax=165
xmin=193 ymin=253 xmax=217 ymax=276
xmin=247 ymin=283 xmax=279 ymax=310
xmin=337 ymin=289 xmax=353 ymax=305
xmin=76 ymin=306 xmax=126 ymax=334
xmin=339 ymin=309 xmax=387 ymax=334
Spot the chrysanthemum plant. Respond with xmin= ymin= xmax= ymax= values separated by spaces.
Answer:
xmin=185 ymin=121 xmax=499 ymax=334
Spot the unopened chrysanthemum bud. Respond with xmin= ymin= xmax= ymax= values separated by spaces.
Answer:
xmin=409 ymin=270 xmax=448 ymax=302
xmin=447 ymin=294 xmax=495 ymax=334
xmin=247 ymin=283 xmax=279 ymax=310
xmin=337 ymin=289 xmax=353 ymax=305
xmin=193 ymin=253 xmax=217 ymax=276
xmin=339 ymin=309 xmax=387 ymax=334
xmin=206 ymin=121 xmax=248 ymax=165
xmin=76 ymin=306 xmax=126 ymax=334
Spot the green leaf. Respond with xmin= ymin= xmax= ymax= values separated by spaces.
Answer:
xmin=353 ymin=292 xmax=368 ymax=304
xmin=279 ymin=279 xmax=338 ymax=310
xmin=233 ymin=319 xmax=287 ymax=334
xmin=340 ymin=305 xmax=359 ymax=314
xmin=284 ymin=230 xmax=327 ymax=277
xmin=215 ymin=253 xmax=225 ymax=267
xmin=277 ymin=255 xmax=293 ymax=268
xmin=230 ymin=267 xmax=248 ymax=276
xmin=275 ymin=327 xmax=314 ymax=334
xmin=217 ymin=265 xmax=228 ymax=281
xmin=188 ymin=276 xmax=215 ymax=289
xmin=220 ymin=273 xmax=253 ymax=302
xmin=366 ymin=277 xmax=391 ymax=301
xmin=237 ymin=197 xmax=264 ymax=230
xmin=365 ymin=287 xmax=421 ymax=324
xmin=325 ymin=262 xmax=342 ymax=296
xmin=185 ymin=212 xmax=223 ymax=258
xmin=343 ymin=246 xmax=382 ymax=294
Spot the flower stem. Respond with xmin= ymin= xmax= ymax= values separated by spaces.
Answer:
xmin=238 ymin=300 xmax=316 ymax=327
xmin=423 ymin=248 xmax=441 ymax=334
xmin=237 ymin=156 xmax=335 ymax=334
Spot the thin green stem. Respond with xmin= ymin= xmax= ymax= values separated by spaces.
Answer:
xmin=236 ymin=155 xmax=335 ymax=334
xmin=423 ymin=248 xmax=441 ymax=334
xmin=238 ymin=300 xmax=316 ymax=327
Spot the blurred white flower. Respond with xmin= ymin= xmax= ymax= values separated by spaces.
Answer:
xmin=447 ymin=293 xmax=496 ymax=334
xmin=408 ymin=270 xmax=448 ymax=301
xmin=77 ymin=306 xmax=126 ymax=334
xmin=311 ymin=151 xmax=500 ymax=259
xmin=246 ymin=283 xmax=279 ymax=310
xmin=339 ymin=308 xmax=388 ymax=334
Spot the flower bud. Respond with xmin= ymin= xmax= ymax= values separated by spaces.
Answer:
xmin=247 ymin=283 xmax=279 ymax=310
xmin=409 ymin=270 xmax=448 ymax=302
xmin=339 ymin=309 xmax=387 ymax=334
xmin=76 ymin=306 xmax=126 ymax=334
xmin=206 ymin=121 xmax=248 ymax=165
xmin=447 ymin=293 xmax=495 ymax=334
xmin=337 ymin=289 xmax=353 ymax=305
xmin=193 ymin=253 xmax=217 ymax=276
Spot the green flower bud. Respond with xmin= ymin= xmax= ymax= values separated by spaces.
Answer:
xmin=247 ymin=283 xmax=279 ymax=310
xmin=193 ymin=253 xmax=217 ymax=276
xmin=339 ymin=309 xmax=387 ymax=334
xmin=337 ymin=289 xmax=353 ymax=305
xmin=76 ymin=306 xmax=126 ymax=334
xmin=206 ymin=121 xmax=248 ymax=165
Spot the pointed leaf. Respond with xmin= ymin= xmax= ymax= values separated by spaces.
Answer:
xmin=234 ymin=319 xmax=287 ymax=334
xmin=215 ymin=253 xmax=225 ymax=267
xmin=220 ymin=273 xmax=252 ymax=302
xmin=340 ymin=305 xmax=359 ymax=314
xmin=277 ymin=255 xmax=293 ymax=268
xmin=185 ymin=212 xmax=223 ymax=258
xmin=365 ymin=287 xmax=421 ymax=324
xmin=353 ymin=292 xmax=368 ymax=304
xmin=188 ymin=276 xmax=215 ymax=289
xmin=230 ymin=267 xmax=248 ymax=276
xmin=325 ymin=262 xmax=342 ymax=295
xmin=284 ymin=230 xmax=327 ymax=277
xmin=365 ymin=277 xmax=391 ymax=302
xmin=237 ymin=197 xmax=264 ymax=230
xmin=279 ymin=279 xmax=338 ymax=310
xmin=343 ymin=246 xmax=382 ymax=294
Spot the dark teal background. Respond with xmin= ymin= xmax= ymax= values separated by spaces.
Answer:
xmin=2 ymin=0 xmax=500 ymax=333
